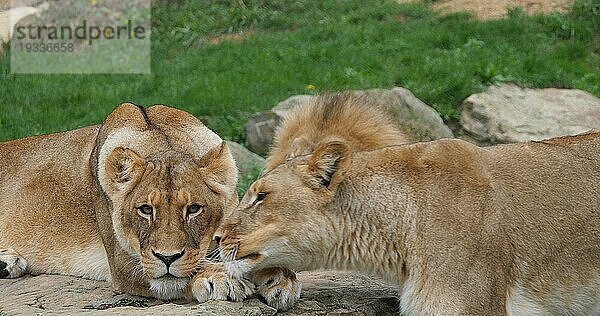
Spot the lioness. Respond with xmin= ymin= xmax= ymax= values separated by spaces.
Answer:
xmin=211 ymin=92 xmax=412 ymax=307
xmin=0 ymin=103 xmax=297 ymax=308
xmin=219 ymin=132 xmax=600 ymax=315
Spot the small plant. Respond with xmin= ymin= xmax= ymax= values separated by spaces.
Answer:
xmin=506 ymin=6 xmax=526 ymax=19
xmin=237 ymin=164 xmax=263 ymax=197
xmin=477 ymin=65 xmax=515 ymax=85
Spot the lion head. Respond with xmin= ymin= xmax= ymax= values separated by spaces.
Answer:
xmin=218 ymin=141 xmax=351 ymax=277
xmin=265 ymin=92 xmax=409 ymax=172
xmin=94 ymin=103 xmax=238 ymax=299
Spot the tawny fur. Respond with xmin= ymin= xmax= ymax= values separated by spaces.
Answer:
xmin=0 ymin=103 xmax=299 ymax=309
xmin=0 ymin=103 xmax=236 ymax=297
xmin=221 ymin=132 xmax=600 ymax=315
xmin=265 ymin=92 xmax=411 ymax=171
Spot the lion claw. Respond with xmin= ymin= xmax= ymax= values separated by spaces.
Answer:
xmin=191 ymin=263 xmax=255 ymax=303
xmin=0 ymin=248 xmax=27 ymax=279
xmin=250 ymin=268 xmax=301 ymax=311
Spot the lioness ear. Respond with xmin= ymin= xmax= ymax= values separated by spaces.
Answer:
xmin=308 ymin=141 xmax=351 ymax=189
xmin=106 ymin=147 xmax=145 ymax=184
xmin=197 ymin=142 xmax=238 ymax=196
xmin=197 ymin=141 xmax=236 ymax=172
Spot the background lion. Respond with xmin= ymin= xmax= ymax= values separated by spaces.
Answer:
xmin=219 ymin=132 xmax=600 ymax=315
xmin=0 ymin=103 xmax=297 ymax=308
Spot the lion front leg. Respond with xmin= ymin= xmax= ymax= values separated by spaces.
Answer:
xmin=190 ymin=262 xmax=255 ymax=303
xmin=0 ymin=248 xmax=28 ymax=279
xmin=249 ymin=267 xmax=301 ymax=311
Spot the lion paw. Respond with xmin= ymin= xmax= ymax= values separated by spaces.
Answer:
xmin=0 ymin=248 xmax=27 ymax=279
xmin=191 ymin=263 xmax=255 ymax=303
xmin=250 ymin=268 xmax=301 ymax=311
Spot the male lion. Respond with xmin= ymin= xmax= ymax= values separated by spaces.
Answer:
xmin=0 ymin=103 xmax=298 ymax=308
xmin=219 ymin=132 xmax=600 ymax=315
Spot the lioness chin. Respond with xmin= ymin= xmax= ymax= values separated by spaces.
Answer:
xmin=220 ymin=132 xmax=600 ymax=315
xmin=0 ymin=103 xmax=299 ymax=309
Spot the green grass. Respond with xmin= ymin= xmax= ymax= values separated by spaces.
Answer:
xmin=237 ymin=162 xmax=263 ymax=197
xmin=0 ymin=0 xmax=598 ymax=146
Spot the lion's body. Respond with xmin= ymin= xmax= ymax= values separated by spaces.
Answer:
xmin=340 ymin=133 xmax=600 ymax=315
xmin=0 ymin=104 xmax=303 ymax=309
xmin=0 ymin=126 xmax=109 ymax=279
xmin=222 ymin=132 xmax=600 ymax=315
xmin=0 ymin=104 xmax=238 ymax=299
xmin=265 ymin=92 xmax=410 ymax=171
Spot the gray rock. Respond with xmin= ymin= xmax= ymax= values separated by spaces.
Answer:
xmin=244 ymin=95 xmax=316 ymax=156
xmin=244 ymin=112 xmax=281 ymax=156
xmin=364 ymin=87 xmax=454 ymax=141
xmin=460 ymin=84 xmax=600 ymax=145
xmin=0 ymin=272 xmax=398 ymax=315
xmin=272 ymin=95 xmax=314 ymax=118
xmin=244 ymin=88 xmax=454 ymax=155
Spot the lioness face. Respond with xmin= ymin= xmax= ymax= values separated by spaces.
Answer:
xmin=103 ymin=143 xmax=237 ymax=298
xmin=219 ymin=142 xmax=351 ymax=276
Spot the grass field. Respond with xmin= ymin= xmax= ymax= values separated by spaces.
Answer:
xmin=0 ymin=0 xmax=598 ymax=144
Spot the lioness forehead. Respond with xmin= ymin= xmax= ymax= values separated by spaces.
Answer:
xmin=254 ymin=162 xmax=307 ymax=192
xmin=145 ymin=187 xmax=195 ymax=207
xmin=96 ymin=112 xmax=237 ymax=201
xmin=100 ymin=125 xmax=222 ymax=161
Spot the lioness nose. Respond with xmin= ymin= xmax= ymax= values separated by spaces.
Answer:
xmin=152 ymin=250 xmax=184 ymax=268
xmin=213 ymin=228 xmax=222 ymax=245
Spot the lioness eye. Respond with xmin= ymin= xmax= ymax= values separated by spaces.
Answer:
xmin=252 ymin=192 xmax=268 ymax=206
xmin=187 ymin=204 xmax=203 ymax=215
xmin=137 ymin=204 xmax=153 ymax=216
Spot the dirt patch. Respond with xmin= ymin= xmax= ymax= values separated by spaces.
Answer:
xmin=398 ymin=0 xmax=574 ymax=20
xmin=206 ymin=30 xmax=253 ymax=46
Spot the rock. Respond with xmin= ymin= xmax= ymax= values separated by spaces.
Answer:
xmin=460 ymin=84 xmax=600 ymax=145
xmin=0 ymin=272 xmax=398 ymax=315
xmin=244 ymin=95 xmax=316 ymax=156
xmin=0 ymin=3 xmax=49 ymax=52
xmin=244 ymin=88 xmax=454 ymax=155
xmin=271 ymin=95 xmax=314 ymax=118
xmin=226 ymin=141 xmax=265 ymax=178
xmin=368 ymin=87 xmax=454 ymax=141
xmin=289 ymin=272 xmax=399 ymax=315
xmin=244 ymin=112 xmax=280 ymax=156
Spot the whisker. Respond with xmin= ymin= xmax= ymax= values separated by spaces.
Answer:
xmin=220 ymin=247 xmax=231 ymax=261
xmin=130 ymin=263 xmax=145 ymax=289
xmin=231 ymin=246 xmax=238 ymax=261
xmin=204 ymin=247 xmax=222 ymax=262
xmin=206 ymin=246 xmax=220 ymax=256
